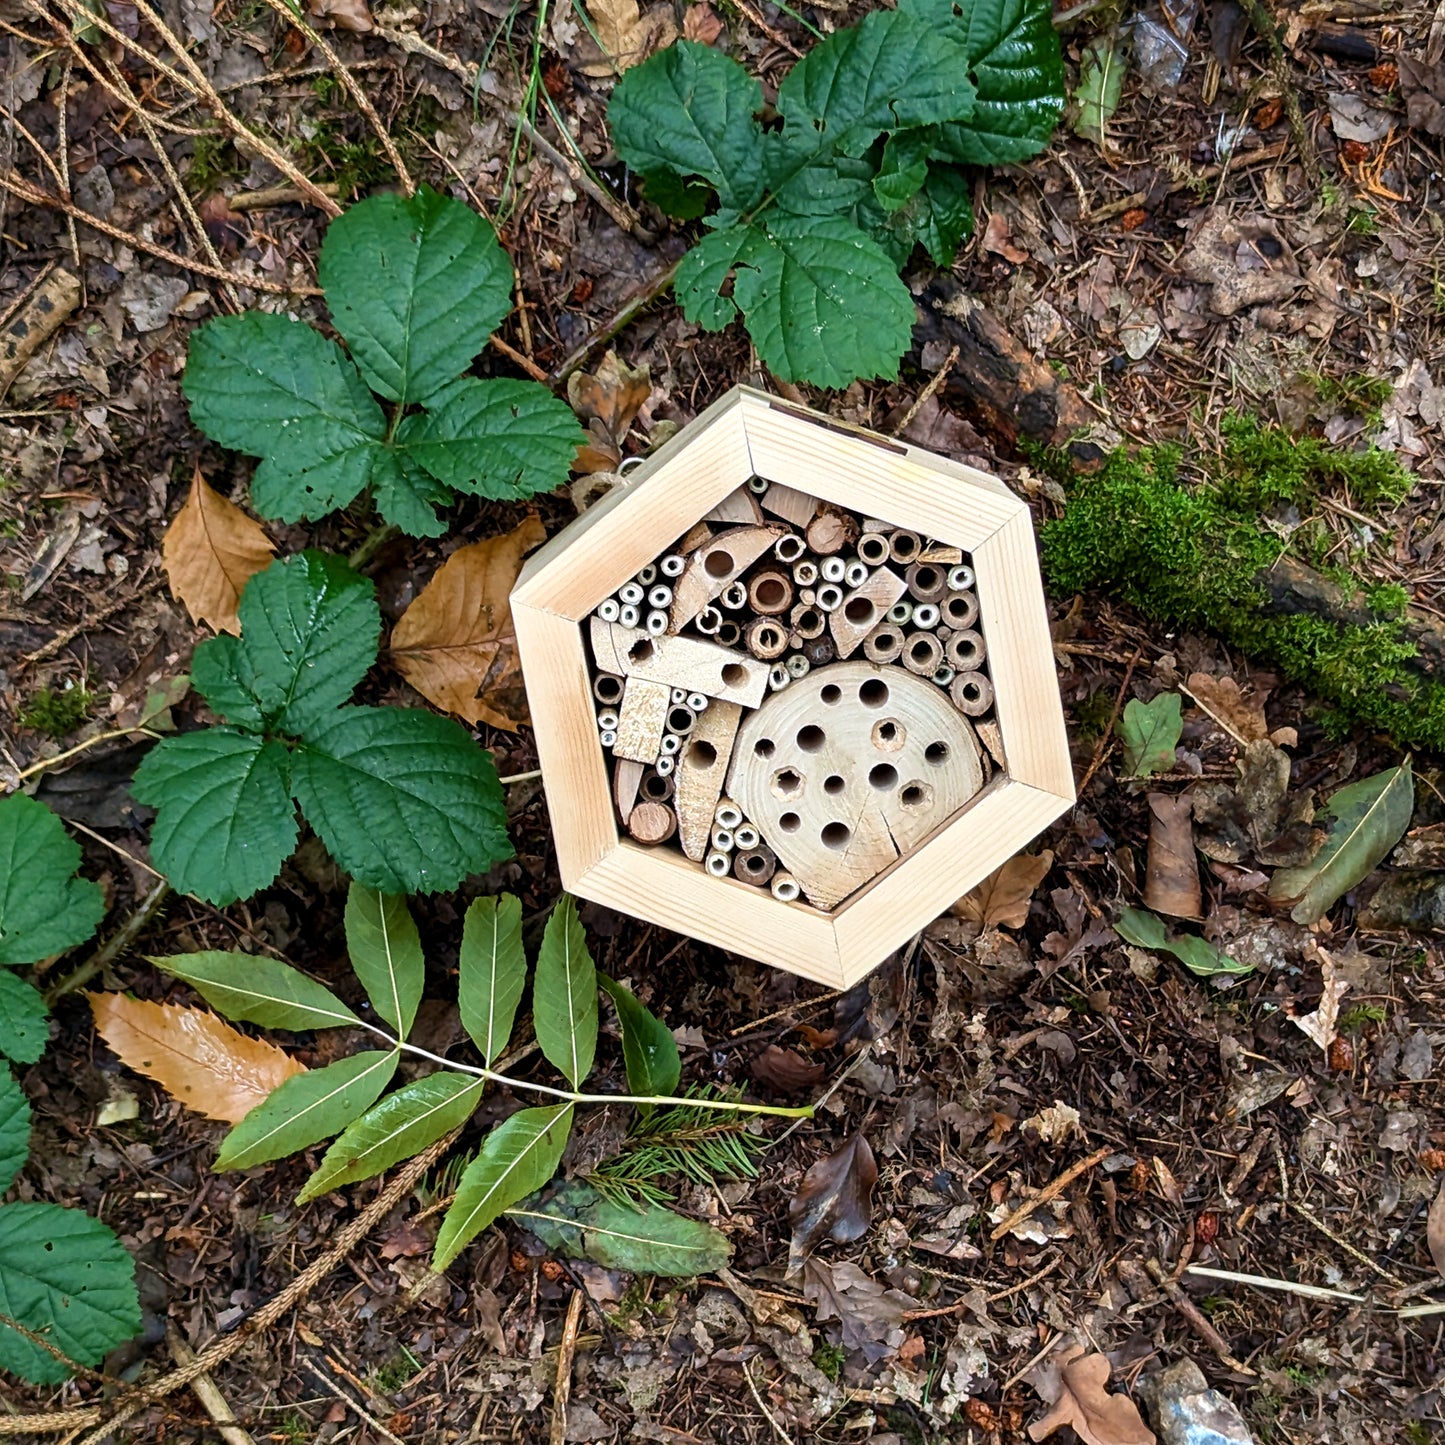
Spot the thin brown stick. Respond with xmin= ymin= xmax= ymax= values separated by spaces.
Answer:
xmin=1144 ymin=1258 xmax=1256 ymax=1376
xmin=549 ymin=1290 xmax=585 ymax=1445
xmin=889 ymin=344 xmax=960 ymax=437
xmin=549 ymin=259 xmax=681 ymax=385
xmin=45 ymin=878 xmax=172 ymax=1004
xmin=988 ymin=1145 xmax=1112 ymax=1242
xmin=1075 ymin=646 xmax=1142 ymax=796
xmin=490 ymin=331 xmax=550 ymax=383
xmin=305 ymin=1361 xmax=407 ymax=1445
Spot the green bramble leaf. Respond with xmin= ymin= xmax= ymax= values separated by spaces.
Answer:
xmin=215 ymin=1049 xmax=399 ymax=1171
xmin=291 ymin=706 xmax=512 ymax=896
xmin=344 ymin=882 xmax=425 ymax=1037
xmin=0 ymin=794 xmax=104 ymax=966
xmin=0 ymin=1203 xmax=140 ymax=1384
xmin=298 ymin=1073 xmax=485 ymax=1202
xmin=433 ymin=1103 xmax=573 ymax=1270
xmin=1115 ymin=907 xmax=1253 ymax=979
xmin=0 ymin=975 xmax=48 ymax=1066
xmin=1118 ymin=693 xmax=1182 ymax=778
xmin=458 ymin=893 xmax=526 ymax=1066
xmin=147 ymin=951 xmax=359 ymax=1032
xmin=318 ymin=186 xmax=513 ymax=408
xmin=598 ymin=974 xmax=680 ymax=1102
xmin=0 ymin=1072 xmax=31 ymax=1195
xmin=367 ymin=449 xmax=453 ymax=539
xmin=532 ymin=896 xmax=597 ymax=1090
xmin=182 ymin=312 xmax=385 ymax=522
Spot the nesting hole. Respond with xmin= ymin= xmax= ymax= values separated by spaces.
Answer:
xmin=797 ymin=725 xmax=826 ymax=752
xmin=844 ymin=597 xmax=875 ymax=627
xmin=925 ymin=741 xmax=949 ymax=766
xmin=909 ymin=638 xmax=935 ymax=664
xmin=744 ymin=854 xmax=768 ymax=875
xmin=859 ymin=678 xmax=889 ymax=708
xmin=900 ymin=782 xmax=933 ymax=810
xmin=688 ymin=739 xmax=717 ymax=768
xmin=721 ymin=662 xmax=748 ymax=687
xmin=779 ymin=811 xmax=801 ymax=833
xmin=754 ymin=737 xmax=776 ymax=759
xmin=755 ymin=578 xmax=786 ymax=608
xmin=628 ymin=638 xmax=655 ymax=664
xmin=824 ymin=774 xmax=846 ymax=795
xmin=820 ymin=821 xmax=852 ymax=851
xmin=868 ymin=763 xmax=899 ymax=790
xmin=667 ymin=706 xmax=693 ymax=732
xmin=872 ymin=718 xmax=905 ymax=751
xmin=820 ymin=683 xmax=842 ymax=705
xmin=704 ymin=549 xmax=734 ymax=579
xmin=772 ymin=768 xmax=804 ymax=800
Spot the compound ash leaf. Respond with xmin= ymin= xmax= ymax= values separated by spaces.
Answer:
xmin=318 ymin=186 xmax=513 ymax=408
xmin=88 ymin=992 xmax=306 ymax=1124
xmin=0 ymin=793 xmax=105 ymax=966
xmin=0 ymin=974 xmax=49 ymax=1066
xmin=0 ymin=1203 xmax=140 ymax=1384
xmin=182 ymin=312 xmax=386 ymax=522
xmin=1026 ymin=1342 xmax=1155 ymax=1445
xmin=433 ymin=1103 xmax=574 ymax=1270
xmin=162 ymin=467 xmax=276 ymax=636
xmin=609 ymin=40 xmax=767 ymax=212
xmin=389 ymin=515 xmax=546 ymax=731
xmin=598 ymin=973 xmax=681 ymax=1101
xmin=148 ymin=950 xmax=360 ymax=1032
xmin=215 ymin=1049 xmax=398 ymax=1171
xmin=787 ymin=1132 xmax=878 ymax=1276
xmin=532 ymin=896 xmax=598 ymax=1090
xmin=298 ymin=1072 xmax=486 ymax=1201
xmin=0 ymin=1071 xmax=30 ymax=1195
xmin=131 ymin=730 xmax=298 ymax=906
xmin=290 ymin=705 xmax=512 ymax=896
xmin=398 ymin=379 xmax=584 ymax=503
xmin=457 ymin=893 xmax=527 ymax=1066
xmin=1118 ymin=693 xmax=1182 ymax=778
xmin=344 ymin=882 xmax=425 ymax=1038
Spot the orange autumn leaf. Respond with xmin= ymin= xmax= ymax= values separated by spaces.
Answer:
xmin=1027 ymin=1344 xmax=1155 ymax=1445
xmin=88 ymin=992 xmax=305 ymax=1124
xmin=162 ymin=466 xmax=276 ymax=635
xmin=389 ymin=515 xmax=546 ymax=731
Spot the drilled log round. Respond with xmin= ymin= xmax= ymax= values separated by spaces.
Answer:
xmin=806 ymin=509 xmax=858 ymax=556
xmin=944 ymin=628 xmax=986 ymax=671
xmin=889 ymin=530 xmax=921 ymax=564
xmin=863 ymin=624 xmax=905 ymax=664
xmin=734 ymin=847 xmax=778 ymax=886
xmin=628 ymin=801 xmax=677 ymax=845
xmin=748 ymin=569 xmax=795 ymax=616
xmin=941 ymin=590 xmax=979 ymax=629
xmin=857 ymin=532 xmax=891 ymax=566
xmin=902 ymin=631 xmax=944 ymax=675
xmin=905 ymin=562 xmax=948 ymax=603
xmin=950 ymin=670 xmax=994 ymax=716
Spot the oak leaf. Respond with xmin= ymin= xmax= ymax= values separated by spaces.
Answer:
xmin=953 ymin=851 xmax=1053 ymax=928
xmin=1027 ymin=1343 xmax=1155 ymax=1445
xmin=389 ymin=515 xmax=546 ymax=730
xmin=162 ymin=467 xmax=276 ymax=635
xmin=89 ymin=992 xmax=305 ymax=1124
xmin=568 ymin=351 xmax=652 ymax=471
xmin=577 ymin=0 xmax=676 ymax=77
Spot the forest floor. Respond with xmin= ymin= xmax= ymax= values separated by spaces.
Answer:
xmin=1 ymin=0 xmax=1444 ymax=1441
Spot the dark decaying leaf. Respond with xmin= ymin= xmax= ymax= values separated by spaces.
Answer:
xmin=751 ymin=1044 xmax=825 ymax=1095
xmin=787 ymin=1132 xmax=877 ymax=1275
xmin=802 ymin=1257 xmax=914 ymax=1364
xmin=1143 ymin=793 xmax=1201 ymax=920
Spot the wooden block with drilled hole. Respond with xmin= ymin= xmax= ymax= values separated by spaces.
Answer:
xmin=759 ymin=481 xmax=819 ymax=529
xmin=705 ymin=487 xmax=763 ymax=525
xmin=725 ymin=663 xmax=982 ymax=909
xmin=829 ymin=567 xmax=908 ymax=660
xmin=613 ymin=676 xmax=670 ymax=764
xmin=675 ymin=700 xmax=743 ymax=861
xmin=590 ymin=617 xmax=771 ymax=707
xmin=667 ymin=523 xmax=785 ymax=632
xmin=615 ymin=757 xmax=645 ymax=824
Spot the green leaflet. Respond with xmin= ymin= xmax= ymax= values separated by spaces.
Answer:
xmin=433 ymin=1103 xmax=573 ymax=1269
xmin=598 ymin=974 xmax=680 ymax=1101
xmin=344 ymin=883 xmax=425 ymax=1037
xmin=1269 ymin=762 xmax=1414 ymax=925
xmin=0 ymin=1202 xmax=140 ymax=1384
xmin=147 ymin=951 xmax=359 ymax=1032
xmin=532 ymin=897 xmax=597 ymax=1090
xmin=458 ymin=893 xmax=526 ymax=1065
xmin=299 ymin=1073 xmax=485 ymax=1202
xmin=0 ymin=1072 xmax=30 ymax=1195
xmin=510 ymin=1180 xmax=731 ymax=1277
xmin=1115 ymin=907 xmax=1253 ymax=979
xmin=318 ymin=186 xmax=513 ymax=408
xmin=215 ymin=1049 xmax=399 ymax=1171
xmin=1071 ymin=32 xmax=1127 ymax=147
xmin=0 ymin=974 xmax=48 ymax=1066
xmin=1118 ymin=693 xmax=1182 ymax=778
xmin=0 ymin=793 xmax=105 ymax=966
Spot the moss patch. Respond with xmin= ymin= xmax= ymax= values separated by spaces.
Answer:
xmin=18 ymin=684 xmax=93 ymax=738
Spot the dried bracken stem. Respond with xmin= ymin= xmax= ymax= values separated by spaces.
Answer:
xmin=889 ymin=343 xmax=960 ymax=437
xmin=166 ymin=1325 xmax=257 ymax=1445
xmin=988 ymin=1144 xmax=1113 ymax=1242
xmin=548 ymin=1289 xmax=585 ymax=1445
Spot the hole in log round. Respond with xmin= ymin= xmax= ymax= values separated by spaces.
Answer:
xmin=869 ymin=763 xmax=899 ymax=790
xmin=779 ymin=811 xmax=801 ymax=832
xmin=824 ymin=774 xmax=845 ymax=795
xmin=900 ymin=782 xmax=933 ymax=810
xmin=925 ymin=741 xmax=950 ymax=765
xmin=705 ymin=549 xmax=735 ymax=579
xmin=754 ymin=737 xmax=776 ymax=759
xmin=859 ymin=677 xmax=890 ymax=708
xmin=797 ymin=725 xmax=825 ymax=752
xmin=821 ymin=821 xmax=852 ymax=850
xmin=772 ymin=768 xmax=805 ymax=800
xmin=872 ymin=718 xmax=906 ymax=751
xmin=820 ymin=683 xmax=842 ymax=704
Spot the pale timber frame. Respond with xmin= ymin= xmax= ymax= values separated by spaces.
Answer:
xmin=512 ymin=385 xmax=1075 ymax=987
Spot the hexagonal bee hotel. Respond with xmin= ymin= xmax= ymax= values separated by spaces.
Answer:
xmin=512 ymin=387 xmax=1073 ymax=988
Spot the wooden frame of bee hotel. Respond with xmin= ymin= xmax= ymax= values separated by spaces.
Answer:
xmin=512 ymin=387 xmax=1074 ymax=986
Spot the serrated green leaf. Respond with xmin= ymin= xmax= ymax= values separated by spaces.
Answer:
xmin=1115 ymin=907 xmax=1253 ymax=979
xmin=609 ymin=41 xmax=767 ymax=212
xmin=1269 ymin=761 xmax=1414 ymax=925
xmin=0 ymin=975 xmax=48 ymax=1066
xmin=319 ymin=187 xmax=513 ymax=408
xmin=639 ymin=169 xmax=712 ymax=220
xmin=299 ymin=1072 xmax=485 ymax=1202
xmin=215 ymin=1049 xmax=398 ymax=1171
xmin=147 ymin=951 xmax=359 ymax=1031
xmin=873 ymin=132 xmax=931 ymax=213
xmin=458 ymin=893 xmax=526 ymax=1065
xmin=344 ymin=882 xmax=424 ymax=1037
xmin=399 ymin=378 xmax=583 ymax=501
xmin=367 ymin=449 xmax=452 ymax=538
xmin=433 ymin=1103 xmax=573 ymax=1269
xmin=901 ymin=0 xmax=1065 ymax=165
xmin=875 ymin=164 xmax=975 ymax=267
xmin=131 ymin=731 xmax=298 ymax=905
xmin=190 ymin=635 xmax=266 ymax=731
xmin=0 ymin=794 xmax=104 ymax=966
xmin=510 ymin=1180 xmax=731 ymax=1277
xmin=291 ymin=706 xmax=512 ymax=896
xmin=0 ymin=1071 xmax=31 ymax=1195
xmin=0 ymin=1202 xmax=140 ymax=1383
xmin=1119 ymin=693 xmax=1182 ymax=778
xmin=1070 ymin=32 xmax=1127 ymax=148
xmin=182 ymin=312 xmax=385 ymax=522
xmin=598 ymin=974 xmax=679 ymax=1102
xmin=533 ymin=896 xmax=597 ymax=1090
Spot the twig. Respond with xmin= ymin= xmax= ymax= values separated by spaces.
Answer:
xmin=305 ymin=1361 xmax=407 ymax=1445
xmin=21 ymin=577 xmax=164 ymax=666
xmin=1288 ymin=1199 xmax=1405 ymax=1288
xmin=549 ymin=259 xmax=680 ymax=385
xmin=490 ymin=331 xmax=550 ymax=382
xmin=889 ymin=344 xmax=960 ymax=437
xmin=988 ymin=1145 xmax=1112 ymax=1242
xmin=1144 ymin=1258 xmax=1256 ymax=1375
xmin=166 ymin=1325 xmax=256 ymax=1445
xmin=498 ymin=768 xmax=543 ymax=786
xmin=1000 ymin=1331 xmax=1062 ymax=1392
xmin=744 ymin=1358 xmax=795 ymax=1445
xmin=548 ymin=1290 xmax=584 ymax=1445
xmin=1075 ymin=647 xmax=1142 ymax=796
xmin=1183 ymin=1264 xmax=1366 ymax=1304
xmin=45 ymin=878 xmax=172 ymax=1004
xmin=13 ymin=726 xmax=161 ymax=784
xmin=1239 ymin=0 xmax=1322 ymax=189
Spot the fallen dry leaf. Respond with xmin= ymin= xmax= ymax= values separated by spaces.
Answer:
xmin=576 ymin=0 xmax=675 ymax=76
xmin=568 ymin=351 xmax=652 ymax=472
xmin=982 ymin=211 xmax=1029 ymax=264
xmin=307 ymin=0 xmax=373 ymax=29
xmin=389 ymin=515 xmax=546 ymax=731
xmin=682 ymin=1 xmax=722 ymax=42
xmin=1289 ymin=948 xmax=1350 ymax=1051
xmin=89 ymin=992 xmax=305 ymax=1124
xmin=1027 ymin=1343 xmax=1156 ymax=1445
xmin=1022 ymin=1101 xmax=1081 ymax=1144
xmin=787 ymin=1133 xmax=877 ymax=1276
xmin=953 ymin=850 xmax=1053 ymax=928
xmin=751 ymin=1044 xmax=825 ymax=1095
xmin=1186 ymin=672 xmax=1267 ymax=741
xmin=1429 ymin=1178 xmax=1445 ymax=1280
xmin=802 ymin=1257 xmax=912 ymax=1364
xmin=162 ymin=467 xmax=276 ymax=635
xmin=1143 ymin=793 xmax=1201 ymax=920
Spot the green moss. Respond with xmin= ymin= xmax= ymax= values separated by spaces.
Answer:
xmin=1366 ymin=582 xmax=1410 ymax=618
xmin=1309 ymin=371 xmax=1393 ymax=421
xmin=1215 ymin=413 xmax=1410 ymax=511
xmin=18 ymin=684 xmax=93 ymax=738
xmin=812 ymin=1342 xmax=846 ymax=1381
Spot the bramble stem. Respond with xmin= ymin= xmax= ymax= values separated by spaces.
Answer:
xmin=15 ymin=726 xmax=160 ymax=783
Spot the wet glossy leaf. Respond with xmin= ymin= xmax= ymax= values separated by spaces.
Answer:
xmin=148 ymin=950 xmax=359 ymax=1032
xmin=598 ymin=973 xmax=680 ymax=1101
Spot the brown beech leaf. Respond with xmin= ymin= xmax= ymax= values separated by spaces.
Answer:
xmin=1428 ymin=1177 xmax=1445 ymax=1280
xmin=162 ymin=466 xmax=275 ymax=635
xmin=682 ymin=1 xmax=722 ymax=42
xmin=751 ymin=1044 xmax=825 ymax=1095
xmin=89 ymin=992 xmax=305 ymax=1124
xmin=787 ymin=1133 xmax=877 ymax=1276
xmin=953 ymin=850 xmax=1054 ymax=928
xmin=1143 ymin=793 xmax=1201 ymax=920
xmin=802 ymin=1257 xmax=913 ymax=1364
xmin=568 ymin=351 xmax=651 ymax=467
xmin=1186 ymin=672 xmax=1267 ymax=741
xmin=389 ymin=515 xmax=546 ymax=730
xmin=307 ymin=0 xmax=373 ymax=30
xmin=1027 ymin=1343 xmax=1156 ymax=1445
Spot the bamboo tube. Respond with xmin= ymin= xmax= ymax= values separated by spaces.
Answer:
xmin=792 ymin=559 xmax=819 ymax=586
xmin=771 ymin=871 xmax=801 ymax=902
xmin=945 ymin=628 xmax=986 ymax=670
xmin=902 ymin=631 xmax=944 ymax=675
xmin=905 ymin=562 xmax=948 ymax=603
xmin=941 ymin=590 xmax=979 ymax=629
xmin=745 ymin=617 xmax=790 ymax=660
xmin=748 ymin=569 xmax=794 ymax=616
xmin=863 ymin=624 xmax=904 ymax=664
xmin=791 ymin=604 xmax=826 ymax=640
xmin=889 ymin=529 xmax=921 ymax=564
xmin=857 ymin=532 xmax=891 ymax=566
xmin=734 ymin=847 xmax=778 ymax=886
xmin=639 ymin=770 xmax=675 ymax=804
xmin=951 ymin=670 xmax=994 ymax=716
xmin=594 ymin=674 xmax=625 ymax=706
xmin=803 ymin=636 xmax=837 ymax=668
